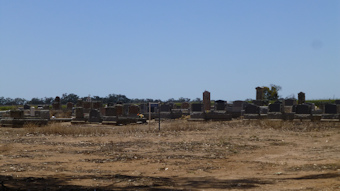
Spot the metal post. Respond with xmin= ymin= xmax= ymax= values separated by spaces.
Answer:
xmin=149 ymin=102 xmax=151 ymax=130
xmin=158 ymin=102 xmax=161 ymax=131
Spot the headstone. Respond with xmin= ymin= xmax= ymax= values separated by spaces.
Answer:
xmin=298 ymin=92 xmax=305 ymax=105
xmin=191 ymin=103 xmax=203 ymax=112
xmin=232 ymin=101 xmax=244 ymax=112
xmin=245 ymin=104 xmax=260 ymax=114
xmin=215 ymin=100 xmax=226 ymax=111
xmin=100 ymin=107 xmax=106 ymax=116
xmin=268 ymin=103 xmax=281 ymax=112
xmin=324 ymin=104 xmax=337 ymax=114
xmin=30 ymin=107 xmax=35 ymax=117
xmin=107 ymin=102 xmax=114 ymax=107
xmin=88 ymin=109 xmax=102 ymax=123
xmin=92 ymin=101 xmax=102 ymax=109
xmin=35 ymin=110 xmax=50 ymax=119
xmin=75 ymin=107 xmax=84 ymax=119
xmin=139 ymin=103 xmax=147 ymax=113
xmin=123 ymin=104 xmax=130 ymax=116
xmin=181 ymin=102 xmax=190 ymax=109
xmin=129 ymin=105 xmax=140 ymax=116
xmin=295 ymin=104 xmax=311 ymax=114
xmin=160 ymin=104 xmax=171 ymax=112
xmin=76 ymin=99 xmax=83 ymax=107
xmin=252 ymin=100 xmax=264 ymax=106
xmin=66 ymin=102 xmax=73 ymax=110
xmin=284 ymin=99 xmax=297 ymax=106
xmin=203 ymin=91 xmax=211 ymax=111
xmin=83 ymin=102 xmax=91 ymax=109
xmin=115 ymin=104 xmax=123 ymax=116
xmin=10 ymin=110 xmax=24 ymax=119
xmin=256 ymin=87 xmax=264 ymax=100
xmin=52 ymin=96 xmax=61 ymax=110
xmin=55 ymin=96 xmax=60 ymax=103
xmin=149 ymin=103 xmax=159 ymax=113
xmin=105 ymin=107 xmax=116 ymax=116
xmin=335 ymin=100 xmax=340 ymax=105
xmin=24 ymin=104 xmax=30 ymax=110
xmin=304 ymin=102 xmax=315 ymax=111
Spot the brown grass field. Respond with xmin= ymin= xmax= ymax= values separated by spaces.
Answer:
xmin=0 ymin=120 xmax=340 ymax=190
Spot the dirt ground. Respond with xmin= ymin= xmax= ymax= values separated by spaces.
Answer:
xmin=0 ymin=120 xmax=340 ymax=191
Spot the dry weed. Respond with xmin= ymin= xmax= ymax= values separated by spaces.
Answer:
xmin=0 ymin=144 xmax=12 ymax=153
xmin=162 ymin=120 xmax=209 ymax=132
xmin=243 ymin=119 xmax=340 ymax=132
xmin=24 ymin=123 xmax=108 ymax=136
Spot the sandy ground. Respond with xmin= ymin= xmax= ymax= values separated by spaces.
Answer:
xmin=0 ymin=120 xmax=340 ymax=191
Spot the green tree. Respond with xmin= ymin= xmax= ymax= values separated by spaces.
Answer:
xmin=263 ymin=84 xmax=281 ymax=101
xmin=61 ymin=93 xmax=79 ymax=104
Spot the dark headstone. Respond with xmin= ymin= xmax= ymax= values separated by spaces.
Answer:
xmin=268 ymin=103 xmax=281 ymax=112
xmin=284 ymin=99 xmax=297 ymax=106
xmin=123 ymin=104 xmax=130 ymax=115
xmin=52 ymin=102 xmax=61 ymax=110
xmin=129 ymin=105 xmax=140 ymax=115
xmin=245 ymin=104 xmax=260 ymax=114
xmin=298 ymin=92 xmax=305 ymax=105
xmin=256 ymin=87 xmax=264 ymax=100
xmin=252 ymin=100 xmax=264 ymax=106
xmin=232 ymin=101 xmax=244 ymax=112
xmin=191 ymin=103 xmax=203 ymax=112
xmin=115 ymin=104 xmax=123 ymax=116
xmin=304 ymin=102 xmax=315 ymax=111
xmin=75 ymin=107 xmax=84 ymax=119
xmin=107 ymin=102 xmax=114 ymax=107
xmin=324 ymin=104 xmax=337 ymax=114
xmin=160 ymin=104 xmax=171 ymax=112
xmin=66 ymin=102 xmax=73 ymax=110
xmin=335 ymin=100 xmax=340 ymax=105
xmin=54 ymin=96 xmax=61 ymax=103
xmin=52 ymin=96 xmax=61 ymax=110
xmin=24 ymin=104 xmax=30 ymax=110
xmin=83 ymin=102 xmax=91 ymax=109
xmin=105 ymin=107 xmax=116 ymax=116
xmin=203 ymin=91 xmax=211 ymax=111
xmin=295 ymin=104 xmax=311 ymax=114
xmin=88 ymin=109 xmax=102 ymax=123
xmin=10 ymin=110 xmax=24 ymax=119
xmin=92 ymin=101 xmax=102 ymax=109
xmin=149 ymin=103 xmax=159 ymax=113
xmin=76 ymin=99 xmax=83 ymax=107
xmin=139 ymin=104 xmax=147 ymax=113
xmin=215 ymin=100 xmax=226 ymax=111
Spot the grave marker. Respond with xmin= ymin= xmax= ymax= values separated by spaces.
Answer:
xmin=203 ymin=91 xmax=211 ymax=111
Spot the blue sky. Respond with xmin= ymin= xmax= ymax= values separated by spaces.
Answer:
xmin=1 ymin=0 xmax=339 ymax=101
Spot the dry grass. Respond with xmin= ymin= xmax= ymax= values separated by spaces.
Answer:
xmin=0 ymin=144 xmax=12 ymax=153
xmin=20 ymin=119 xmax=340 ymax=138
xmin=23 ymin=123 xmax=109 ymax=136
xmin=243 ymin=120 xmax=340 ymax=131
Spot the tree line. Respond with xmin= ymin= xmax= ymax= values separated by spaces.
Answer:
xmin=0 ymin=93 xmax=195 ymax=106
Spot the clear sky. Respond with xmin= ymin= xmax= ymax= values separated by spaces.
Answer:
xmin=1 ymin=0 xmax=339 ymax=101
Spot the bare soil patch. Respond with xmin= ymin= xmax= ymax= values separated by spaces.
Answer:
xmin=1 ymin=120 xmax=340 ymax=190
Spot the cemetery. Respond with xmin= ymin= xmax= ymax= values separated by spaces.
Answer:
xmin=0 ymin=88 xmax=340 ymax=190
xmin=1 ymin=88 xmax=339 ymax=128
